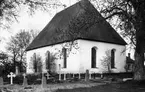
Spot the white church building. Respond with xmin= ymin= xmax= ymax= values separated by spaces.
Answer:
xmin=26 ymin=0 xmax=127 ymax=74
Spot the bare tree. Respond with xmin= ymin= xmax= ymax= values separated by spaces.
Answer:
xmin=93 ymin=0 xmax=145 ymax=80
xmin=0 ymin=0 xmax=66 ymax=28
xmin=6 ymin=29 xmax=38 ymax=73
xmin=101 ymin=50 xmax=112 ymax=73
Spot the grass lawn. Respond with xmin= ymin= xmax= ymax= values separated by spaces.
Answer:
xmin=1 ymin=80 xmax=145 ymax=92
xmin=56 ymin=81 xmax=145 ymax=92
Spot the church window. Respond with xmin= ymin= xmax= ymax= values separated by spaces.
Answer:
xmin=111 ymin=49 xmax=116 ymax=68
xmin=62 ymin=48 xmax=67 ymax=68
xmin=33 ymin=53 xmax=37 ymax=73
xmin=91 ymin=47 xmax=98 ymax=68
xmin=46 ymin=51 xmax=51 ymax=70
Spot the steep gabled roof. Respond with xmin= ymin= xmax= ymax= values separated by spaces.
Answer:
xmin=26 ymin=0 xmax=126 ymax=51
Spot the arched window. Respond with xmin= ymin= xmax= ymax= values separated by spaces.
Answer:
xmin=111 ymin=49 xmax=116 ymax=68
xmin=46 ymin=51 xmax=50 ymax=70
xmin=91 ymin=47 xmax=98 ymax=68
xmin=62 ymin=48 xmax=67 ymax=68
xmin=33 ymin=53 xmax=37 ymax=73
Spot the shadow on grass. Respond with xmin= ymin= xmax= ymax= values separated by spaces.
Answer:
xmin=56 ymin=80 xmax=145 ymax=92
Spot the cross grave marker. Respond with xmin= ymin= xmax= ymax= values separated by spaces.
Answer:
xmin=23 ymin=73 xmax=28 ymax=86
xmin=7 ymin=72 xmax=16 ymax=85
xmin=46 ymin=72 xmax=50 ymax=80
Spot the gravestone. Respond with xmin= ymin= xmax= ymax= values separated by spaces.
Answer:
xmin=23 ymin=73 xmax=28 ymax=86
xmin=7 ymin=72 xmax=16 ymax=85
xmin=0 ymin=77 xmax=3 ymax=86
xmin=41 ymin=73 xmax=47 ymax=88
xmin=85 ymin=70 xmax=89 ymax=82
xmin=15 ymin=66 xmax=19 ymax=75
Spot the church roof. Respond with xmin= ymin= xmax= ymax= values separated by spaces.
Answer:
xmin=26 ymin=0 xmax=127 ymax=51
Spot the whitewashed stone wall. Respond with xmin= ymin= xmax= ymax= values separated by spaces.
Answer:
xmin=26 ymin=39 xmax=126 ymax=74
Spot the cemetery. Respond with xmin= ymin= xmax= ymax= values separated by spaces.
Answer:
xmin=0 ymin=0 xmax=145 ymax=92
xmin=0 ymin=69 xmax=134 ymax=92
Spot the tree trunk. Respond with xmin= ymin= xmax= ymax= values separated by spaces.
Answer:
xmin=134 ymin=52 xmax=145 ymax=80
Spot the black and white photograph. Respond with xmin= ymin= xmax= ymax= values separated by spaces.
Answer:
xmin=0 ymin=0 xmax=145 ymax=92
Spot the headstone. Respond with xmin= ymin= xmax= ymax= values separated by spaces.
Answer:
xmin=0 ymin=77 xmax=3 ymax=86
xmin=23 ymin=73 xmax=28 ymax=86
xmin=85 ymin=70 xmax=89 ymax=82
xmin=41 ymin=73 xmax=47 ymax=88
xmin=7 ymin=72 xmax=16 ymax=85
xmin=15 ymin=66 xmax=19 ymax=75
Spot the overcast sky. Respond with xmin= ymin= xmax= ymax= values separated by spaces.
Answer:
xmin=0 ymin=0 xmax=134 ymax=59
xmin=0 ymin=0 xmax=78 ymax=52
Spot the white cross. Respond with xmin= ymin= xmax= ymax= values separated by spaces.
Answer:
xmin=7 ymin=72 xmax=16 ymax=85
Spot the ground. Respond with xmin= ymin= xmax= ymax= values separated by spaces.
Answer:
xmin=0 ymin=80 xmax=145 ymax=92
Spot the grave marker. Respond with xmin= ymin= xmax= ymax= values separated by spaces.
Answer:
xmin=46 ymin=72 xmax=50 ymax=80
xmin=85 ymin=70 xmax=89 ymax=82
xmin=59 ymin=64 xmax=61 ymax=81
xmin=7 ymin=72 xmax=16 ymax=85
xmin=41 ymin=73 xmax=47 ymax=88
xmin=23 ymin=73 xmax=28 ymax=86
xmin=0 ymin=77 xmax=3 ymax=86
xmin=15 ymin=66 xmax=19 ymax=75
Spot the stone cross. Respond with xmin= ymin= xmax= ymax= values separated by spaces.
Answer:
xmin=46 ymin=72 xmax=50 ymax=79
xmin=7 ymin=72 xmax=16 ymax=85
xmin=23 ymin=73 xmax=28 ymax=86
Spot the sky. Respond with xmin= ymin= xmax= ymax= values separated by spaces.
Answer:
xmin=0 ymin=0 xmax=78 ymax=52
xmin=0 ymin=0 xmax=135 ymax=59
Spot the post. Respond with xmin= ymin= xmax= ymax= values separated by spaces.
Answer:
xmin=89 ymin=73 xmax=91 ymax=79
xmin=64 ymin=73 xmax=66 ymax=80
xmin=79 ymin=73 xmax=81 ymax=79
xmin=59 ymin=64 xmax=61 ymax=81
